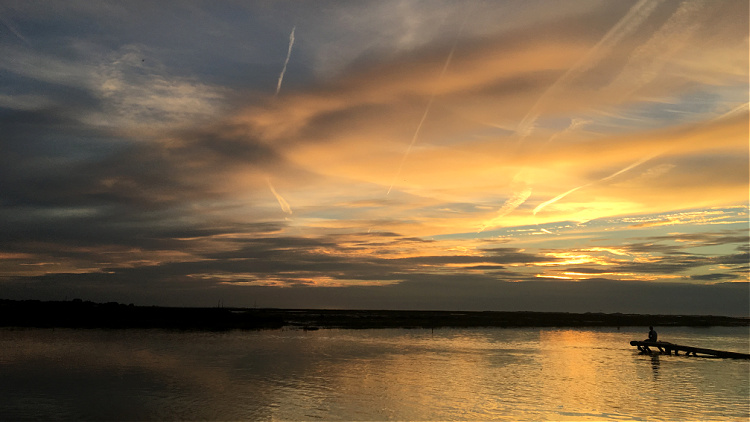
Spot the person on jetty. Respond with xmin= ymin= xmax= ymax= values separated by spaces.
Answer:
xmin=645 ymin=326 xmax=657 ymax=342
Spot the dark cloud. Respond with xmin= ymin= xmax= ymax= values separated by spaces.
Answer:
xmin=4 ymin=220 xmax=748 ymax=314
xmin=560 ymin=253 xmax=747 ymax=279
xmin=647 ymin=231 xmax=750 ymax=248
xmin=690 ymin=273 xmax=736 ymax=281
xmin=605 ymin=231 xmax=750 ymax=278
xmin=615 ymin=255 xmax=713 ymax=275
xmin=556 ymin=267 xmax=609 ymax=274
xmin=0 ymin=99 xmax=301 ymax=257
xmin=5 ymin=270 xmax=748 ymax=316
xmin=618 ymin=242 xmax=687 ymax=255
xmin=1 ymin=211 xmax=748 ymax=314
xmin=481 ymin=247 xmax=554 ymax=263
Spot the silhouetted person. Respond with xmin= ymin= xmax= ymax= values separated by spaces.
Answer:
xmin=645 ymin=326 xmax=657 ymax=342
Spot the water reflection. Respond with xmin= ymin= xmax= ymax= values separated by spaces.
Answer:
xmin=0 ymin=327 xmax=747 ymax=420
xmin=650 ymin=353 xmax=660 ymax=379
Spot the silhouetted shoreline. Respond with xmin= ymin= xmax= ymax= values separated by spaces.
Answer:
xmin=1 ymin=299 xmax=747 ymax=330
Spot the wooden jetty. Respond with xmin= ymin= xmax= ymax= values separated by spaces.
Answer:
xmin=630 ymin=341 xmax=750 ymax=359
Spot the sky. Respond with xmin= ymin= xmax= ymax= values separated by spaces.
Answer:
xmin=1 ymin=0 xmax=748 ymax=315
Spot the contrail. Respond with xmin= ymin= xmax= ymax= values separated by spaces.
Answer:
xmin=544 ymin=118 xmax=590 ymax=146
xmin=0 ymin=14 xmax=31 ymax=46
xmin=478 ymin=173 xmax=533 ymax=232
xmin=386 ymin=94 xmax=437 ymax=196
xmin=533 ymin=154 xmax=657 ymax=215
xmin=600 ymin=154 xmax=654 ymax=183
xmin=712 ymin=102 xmax=749 ymax=121
xmin=479 ymin=118 xmax=586 ymax=232
xmin=386 ymin=10 xmax=471 ymax=196
xmin=533 ymin=186 xmax=583 ymax=216
xmin=516 ymin=0 xmax=662 ymax=138
xmin=603 ymin=1 xmax=706 ymax=103
xmin=531 ymin=97 xmax=739 ymax=217
xmin=275 ymin=26 xmax=296 ymax=97
xmin=478 ymin=186 xmax=532 ymax=233
xmin=267 ymin=179 xmax=292 ymax=215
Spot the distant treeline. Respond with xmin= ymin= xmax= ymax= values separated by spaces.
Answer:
xmin=0 ymin=299 xmax=747 ymax=330
xmin=0 ymin=299 xmax=284 ymax=330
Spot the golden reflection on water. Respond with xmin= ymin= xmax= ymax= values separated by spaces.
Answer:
xmin=540 ymin=330 xmax=600 ymax=415
xmin=537 ymin=329 xmax=644 ymax=420
xmin=279 ymin=332 xmax=502 ymax=419
xmin=1 ymin=327 xmax=748 ymax=420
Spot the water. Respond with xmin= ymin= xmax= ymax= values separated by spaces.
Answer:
xmin=1 ymin=326 xmax=748 ymax=420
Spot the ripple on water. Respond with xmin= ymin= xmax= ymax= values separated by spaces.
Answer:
xmin=0 ymin=327 xmax=747 ymax=420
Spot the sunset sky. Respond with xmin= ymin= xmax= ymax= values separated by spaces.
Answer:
xmin=1 ymin=0 xmax=748 ymax=315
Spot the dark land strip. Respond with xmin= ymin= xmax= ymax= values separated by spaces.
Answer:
xmin=1 ymin=299 xmax=748 ymax=330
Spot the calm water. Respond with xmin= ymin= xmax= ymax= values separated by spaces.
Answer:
xmin=1 ymin=326 xmax=748 ymax=421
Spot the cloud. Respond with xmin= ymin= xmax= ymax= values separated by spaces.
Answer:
xmin=222 ymin=0 xmax=746 ymax=234
xmin=93 ymin=45 xmax=228 ymax=131
xmin=516 ymin=0 xmax=664 ymax=137
xmin=0 ymin=44 xmax=227 ymax=136
xmin=235 ymin=23 xmax=595 ymax=143
xmin=3 ymin=210 xmax=747 ymax=314
xmin=532 ymin=228 xmax=750 ymax=283
xmin=617 ymin=209 xmax=744 ymax=231
xmin=1 ymin=1 xmax=747 ymax=313
xmin=6 ymin=269 xmax=748 ymax=316
xmin=690 ymin=273 xmax=737 ymax=282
